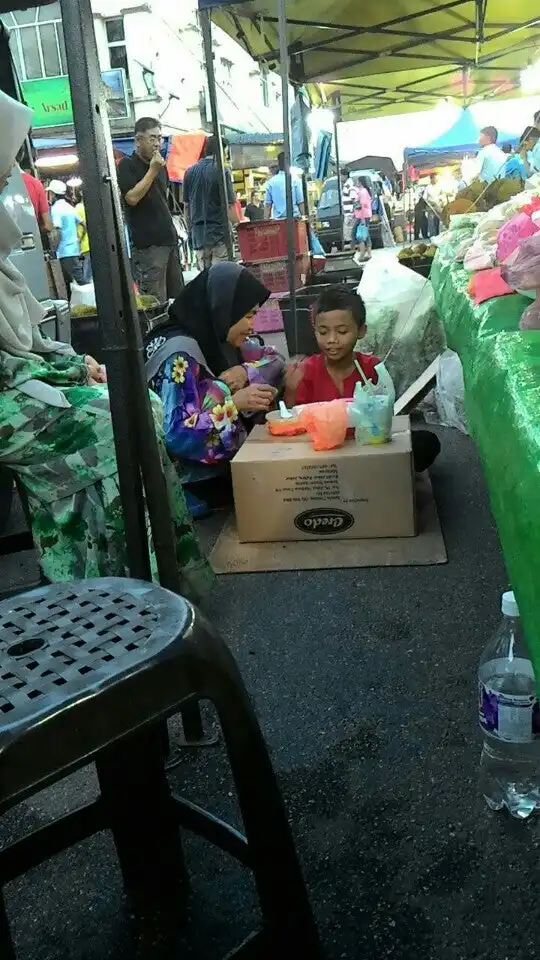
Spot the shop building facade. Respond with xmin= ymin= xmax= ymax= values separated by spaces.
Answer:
xmin=0 ymin=0 xmax=283 ymax=151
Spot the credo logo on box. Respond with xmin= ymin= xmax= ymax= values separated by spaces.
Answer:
xmin=294 ymin=508 xmax=355 ymax=536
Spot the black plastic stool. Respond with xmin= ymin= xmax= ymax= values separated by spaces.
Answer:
xmin=0 ymin=578 xmax=321 ymax=958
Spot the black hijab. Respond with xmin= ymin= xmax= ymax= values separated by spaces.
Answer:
xmin=166 ymin=262 xmax=271 ymax=375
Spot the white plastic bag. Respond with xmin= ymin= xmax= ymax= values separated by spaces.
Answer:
xmin=432 ymin=349 xmax=468 ymax=435
xmin=70 ymin=280 xmax=96 ymax=308
xmin=357 ymin=257 xmax=446 ymax=398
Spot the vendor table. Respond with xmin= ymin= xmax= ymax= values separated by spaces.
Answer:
xmin=432 ymin=234 xmax=540 ymax=680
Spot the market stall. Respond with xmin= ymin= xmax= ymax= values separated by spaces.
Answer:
xmin=431 ymin=189 xmax=540 ymax=680
xmin=404 ymin=109 xmax=517 ymax=172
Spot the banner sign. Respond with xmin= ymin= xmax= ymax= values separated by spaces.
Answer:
xmin=21 ymin=69 xmax=129 ymax=129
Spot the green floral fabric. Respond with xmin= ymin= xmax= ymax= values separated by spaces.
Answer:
xmin=0 ymin=350 xmax=213 ymax=602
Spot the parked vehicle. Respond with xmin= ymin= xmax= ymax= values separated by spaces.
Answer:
xmin=315 ymin=169 xmax=385 ymax=252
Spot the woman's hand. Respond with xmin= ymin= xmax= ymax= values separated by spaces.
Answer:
xmin=233 ymin=384 xmax=277 ymax=413
xmin=220 ymin=365 xmax=249 ymax=392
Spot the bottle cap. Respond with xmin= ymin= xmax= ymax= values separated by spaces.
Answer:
xmin=501 ymin=590 xmax=519 ymax=617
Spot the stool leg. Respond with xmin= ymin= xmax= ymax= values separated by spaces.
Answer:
xmin=0 ymin=891 xmax=15 ymax=960
xmin=185 ymin=619 xmax=322 ymax=957
xmin=96 ymin=726 xmax=188 ymax=915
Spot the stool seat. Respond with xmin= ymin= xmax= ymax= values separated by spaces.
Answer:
xmin=0 ymin=578 xmax=191 ymax=812
xmin=0 ymin=578 xmax=321 ymax=958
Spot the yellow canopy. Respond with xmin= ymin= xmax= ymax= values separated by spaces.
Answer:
xmin=202 ymin=1 xmax=540 ymax=118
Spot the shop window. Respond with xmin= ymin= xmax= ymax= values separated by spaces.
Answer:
xmin=1 ymin=4 xmax=66 ymax=81
xmin=105 ymin=17 xmax=130 ymax=85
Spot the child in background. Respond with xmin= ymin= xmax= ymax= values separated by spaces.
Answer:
xmin=286 ymin=285 xmax=440 ymax=472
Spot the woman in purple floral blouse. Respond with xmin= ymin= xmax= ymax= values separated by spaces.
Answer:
xmin=144 ymin=262 xmax=284 ymax=486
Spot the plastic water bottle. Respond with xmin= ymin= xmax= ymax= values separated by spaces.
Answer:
xmin=478 ymin=591 xmax=540 ymax=819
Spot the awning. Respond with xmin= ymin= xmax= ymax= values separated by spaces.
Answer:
xmin=199 ymin=1 xmax=540 ymax=119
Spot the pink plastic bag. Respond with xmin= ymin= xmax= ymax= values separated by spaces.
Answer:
xmin=298 ymin=400 xmax=349 ymax=451
xmin=496 ymin=213 xmax=539 ymax=264
xmin=501 ymin=232 xmax=540 ymax=291
xmin=473 ymin=268 xmax=513 ymax=305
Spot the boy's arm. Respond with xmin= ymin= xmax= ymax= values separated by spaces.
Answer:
xmin=284 ymin=357 xmax=308 ymax=408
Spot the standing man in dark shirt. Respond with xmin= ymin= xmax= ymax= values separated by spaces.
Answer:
xmin=183 ymin=135 xmax=238 ymax=271
xmin=245 ymin=189 xmax=264 ymax=221
xmin=117 ymin=116 xmax=183 ymax=302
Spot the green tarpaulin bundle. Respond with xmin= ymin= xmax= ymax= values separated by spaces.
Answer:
xmin=432 ymin=222 xmax=540 ymax=685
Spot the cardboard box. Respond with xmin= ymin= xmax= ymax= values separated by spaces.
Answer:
xmin=232 ymin=417 xmax=416 ymax=542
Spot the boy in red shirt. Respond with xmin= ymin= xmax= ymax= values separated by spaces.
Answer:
xmin=294 ymin=285 xmax=377 ymax=404
xmin=287 ymin=285 xmax=440 ymax=471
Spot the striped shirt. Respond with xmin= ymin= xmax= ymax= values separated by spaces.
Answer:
xmin=341 ymin=178 xmax=356 ymax=215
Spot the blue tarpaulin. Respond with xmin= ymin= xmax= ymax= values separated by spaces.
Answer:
xmin=404 ymin=108 xmax=518 ymax=168
xmin=314 ymin=131 xmax=332 ymax=180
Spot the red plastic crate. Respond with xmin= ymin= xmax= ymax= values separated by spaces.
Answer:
xmin=237 ymin=219 xmax=308 ymax=262
xmin=245 ymin=255 xmax=311 ymax=294
xmin=253 ymin=297 xmax=284 ymax=333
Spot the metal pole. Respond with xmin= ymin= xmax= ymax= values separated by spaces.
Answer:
xmin=333 ymin=98 xmax=344 ymax=249
xmin=200 ymin=9 xmax=235 ymax=262
xmin=59 ymin=0 xmax=214 ymax=749
xmin=277 ymin=0 xmax=298 ymax=352
xmin=59 ymin=0 xmax=189 ymax=595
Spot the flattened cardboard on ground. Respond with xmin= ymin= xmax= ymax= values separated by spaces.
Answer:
xmin=211 ymin=474 xmax=446 ymax=574
xmin=232 ymin=416 xmax=415 ymax=543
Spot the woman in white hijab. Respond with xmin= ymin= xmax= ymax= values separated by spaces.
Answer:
xmin=0 ymin=89 xmax=212 ymax=599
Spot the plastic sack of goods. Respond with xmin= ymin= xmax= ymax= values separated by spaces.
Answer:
xmin=501 ymin=232 xmax=540 ymax=330
xmin=357 ymin=258 xmax=446 ymax=398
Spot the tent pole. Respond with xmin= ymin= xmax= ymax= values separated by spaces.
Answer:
xmin=59 ymin=0 xmax=152 ymax=582
xmin=277 ymin=0 xmax=298 ymax=353
xmin=200 ymin=8 xmax=235 ymax=262
xmin=333 ymin=101 xmax=343 ymax=248
xmin=59 ymin=0 xmax=206 ymax=597
xmin=58 ymin=0 xmax=210 ymax=748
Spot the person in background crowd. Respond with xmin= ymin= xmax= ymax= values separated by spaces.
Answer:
xmin=476 ymin=126 xmax=506 ymax=184
xmin=424 ymin=173 xmax=443 ymax=237
xmin=340 ymin=168 xmax=356 ymax=246
xmin=245 ymin=189 xmax=264 ymax=222
xmin=16 ymin=148 xmax=54 ymax=246
xmin=264 ymin=152 xmax=305 ymax=220
xmin=514 ymin=126 xmax=540 ymax=179
xmin=183 ymin=135 xmax=238 ymax=271
xmin=117 ymin=116 xmax=184 ymax=303
xmin=414 ymin=188 xmax=429 ymax=240
xmin=504 ymin=139 xmax=525 ymax=180
xmin=381 ymin=174 xmax=393 ymax=197
xmin=352 ymin=176 xmax=372 ymax=264
xmin=75 ymin=191 xmax=92 ymax=284
xmin=529 ymin=110 xmax=540 ymax=173
xmin=48 ymin=179 xmax=84 ymax=297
